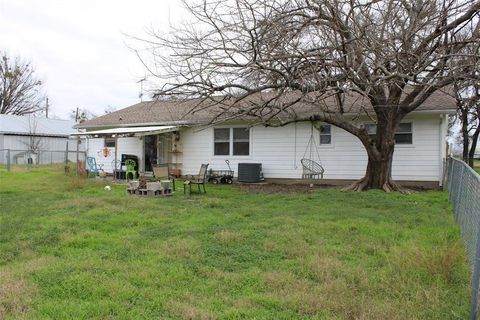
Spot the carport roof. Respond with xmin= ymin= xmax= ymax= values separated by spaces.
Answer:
xmin=0 ymin=114 xmax=77 ymax=137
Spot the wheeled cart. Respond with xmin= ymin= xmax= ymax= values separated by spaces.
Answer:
xmin=207 ymin=160 xmax=234 ymax=184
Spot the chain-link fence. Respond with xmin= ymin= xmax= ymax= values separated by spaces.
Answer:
xmin=445 ymin=157 xmax=480 ymax=320
xmin=0 ymin=148 xmax=86 ymax=171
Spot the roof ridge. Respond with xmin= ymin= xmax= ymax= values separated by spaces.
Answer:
xmin=76 ymin=90 xmax=457 ymax=129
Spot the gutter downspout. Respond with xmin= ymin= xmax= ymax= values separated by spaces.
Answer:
xmin=439 ymin=114 xmax=448 ymax=187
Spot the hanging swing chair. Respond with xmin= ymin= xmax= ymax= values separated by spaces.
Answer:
xmin=301 ymin=123 xmax=325 ymax=179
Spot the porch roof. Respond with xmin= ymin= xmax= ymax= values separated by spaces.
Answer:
xmin=71 ymin=125 xmax=179 ymax=136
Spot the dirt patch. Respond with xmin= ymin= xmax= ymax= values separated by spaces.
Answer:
xmin=157 ymin=238 xmax=201 ymax=259
xmin=235 ymin=181 xmax=437 ymax=193
xmin=167 ymin=295 xmax=217 ymax=320
xmin=214 ymin=230 xmax=242 ymax=243
xmin=235 ymin=183 xmax=339 ymax=194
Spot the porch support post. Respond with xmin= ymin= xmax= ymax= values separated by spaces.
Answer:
xmin=114 ymin=135 xmax=118 ymax=181
xmin=76 ymin=137 xmax=80 ymax=174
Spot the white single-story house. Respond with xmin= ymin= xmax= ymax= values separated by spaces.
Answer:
xmin=75 ymin=91 xmax=454 ymax=187
xmin=0 ymin=114 xmax=84 ymax=165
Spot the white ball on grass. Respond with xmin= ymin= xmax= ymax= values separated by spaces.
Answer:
xmin=104 ymin=185 xmax=112 ymax=191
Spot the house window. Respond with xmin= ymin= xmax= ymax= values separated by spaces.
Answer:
xmin=214 ymin=127 xmax=250 ymax=156
xmin=319 ymin=124 xmax=332 ymax=145
xmin=365 ymin=124 xmax=377 ymax=139
xmin=233 ymin=128 xmax=250 ymax=155
xmin=395 ymin=123 xmax=413 ymax=144
xmin=214 ymin=128 xmax=230 ymax=155
xmin=104 ymin=137 xmax=116 ymax=148
xmin=364 ymin=123 xmax=413 ymax=144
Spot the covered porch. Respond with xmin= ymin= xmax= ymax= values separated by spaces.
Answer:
xmin=73 ymin=125 xmax=184 ymax=179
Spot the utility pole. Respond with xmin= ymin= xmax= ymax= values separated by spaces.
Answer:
xmin=45 ymin=97 xmax=49 ymax=118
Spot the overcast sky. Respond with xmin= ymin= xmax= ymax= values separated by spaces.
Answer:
xmin=0 ymin=0 xmax=184 ymax=119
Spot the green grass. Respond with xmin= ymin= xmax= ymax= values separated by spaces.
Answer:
xmin=474 ymin=160 xmax=480 ymax=174
xmin=0 ymin=166 xmax=470 ymax=319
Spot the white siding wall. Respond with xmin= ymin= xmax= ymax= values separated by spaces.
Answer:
xmin=180 ymin=114 xmax=445 ymax=182
xmin=86 ymin=137 xmax=143 ymax=173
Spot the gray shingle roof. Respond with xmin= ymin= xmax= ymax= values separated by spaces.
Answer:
xmin=76 ymin=90 xmax=456 ymax=129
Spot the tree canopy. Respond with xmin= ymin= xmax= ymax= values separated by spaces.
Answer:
xmin=136 ymin=0 xmax=480 ymax=191
xmin=0 ymin=52 xmax=45 ymax=116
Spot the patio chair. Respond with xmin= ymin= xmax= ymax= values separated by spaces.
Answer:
xmin=152 ymin=164 xmax=176 ymax=191
xmin=86 ymin=157 xmax=104 ymax=178
xmin=184 ymin=163 xmax=209 ymax=194
xmin=125 ymin=159 xmax=137 ymax=180
xmin=301 ymin=158 xmax=324 ymax=179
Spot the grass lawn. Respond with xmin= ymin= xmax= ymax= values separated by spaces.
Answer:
xmin=474 ymin=160 xmax=480 ymax=174
xmin=0 ymin=166 xmax=470 ymax=319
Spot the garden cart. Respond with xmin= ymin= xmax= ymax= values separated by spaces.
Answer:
xmin=207 ymin=160 xmax=234 ymax=184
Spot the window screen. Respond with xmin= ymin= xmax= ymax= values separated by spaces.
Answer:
xmin=319 ymin=125 xmax=332 ymax=145
xmin=214 ymin=128 xmax=230 ymax=155
xmin=233 ymin=128 xmax=250 ymax=155
xmin=104 ymin=138 xmax=116 ymax=148
xmin=364 ymin=123 xmax=412 ymax=144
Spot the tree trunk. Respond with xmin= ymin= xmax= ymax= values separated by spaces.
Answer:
xmin=461 ymin=107 xmax=470 ymax=164
xmin=345 ymin=120 xmax=405 ymax=192
xmin=346 ymin=144 xmax=402 ymax=192
xmin=468 ymin=124 xmax=480 ymax=168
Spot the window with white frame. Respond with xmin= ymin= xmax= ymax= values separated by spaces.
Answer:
xmin=214 ymin=128 xmax=230 ymax=155
xmin=214 ymin=127 xmax=250 ymax=156
xmin=319 ymin=124 xmax=332 ymax=145
xmin=364 ymin=123 xmax=413 ymax=144
xmin=395 ymin=123 xmax=413 ymax=144
xmin=233 ymin=128 xmax=250 ymax=155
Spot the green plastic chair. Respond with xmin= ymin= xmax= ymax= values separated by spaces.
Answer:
xmin=125 ymin=159 xmax=137 ymax=180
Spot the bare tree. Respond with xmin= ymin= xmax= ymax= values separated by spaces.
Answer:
xmin=137 ymin=0 xmax=480 ymax=191
xmin=0 ymin=52 xmax=45 ymax=115
xmin=104 ymin=105 xmax=118 ymax=114
xmin=451 ymin=36 xmax=480 ymax=167
xmin=19 ymin=117 xmax=46 ymax=164
xmin=455 ymin=76 xmax=480 ymax=168
xmin=70 ymin=107 xmax=98 ymax=123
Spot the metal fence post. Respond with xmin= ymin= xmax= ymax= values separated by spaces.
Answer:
xmin=471 ymin=231 xmax=480 ymax=320
xmin=65 ymin=141 xmax=69 ymax=167
xmin=454 ymin=164 xmax=465 ymax=222
xmin=448 ymin=158 xmax=456 ymax=202
xmin=447 ymin=158 xmax=453 ymax=192
xmin=6 ymin=149 xmax=10 ymax=171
